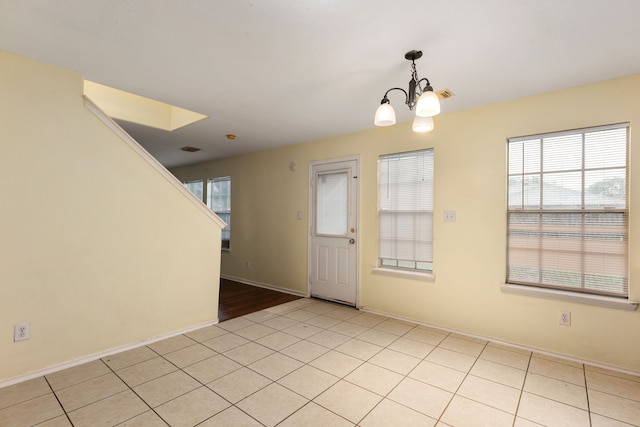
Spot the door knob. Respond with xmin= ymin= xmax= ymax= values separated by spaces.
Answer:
xmin=349 ymin=238 xmax=356 ymax=244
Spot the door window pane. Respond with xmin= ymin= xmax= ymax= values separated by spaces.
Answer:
xmin=316 ymin=171 xmax=348 ymax=236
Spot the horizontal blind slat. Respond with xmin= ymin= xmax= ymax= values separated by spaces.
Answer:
xmin=507 ymin=123 xmax=628 ymax=297
xmin=379 ymin=149 xmax=434 ymax=268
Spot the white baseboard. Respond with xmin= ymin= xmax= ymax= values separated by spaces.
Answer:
xmin=221 ymin=274 xmax=307 ymax=297
xmin=0 ymin=318 xmax=218 ymax=389
xmin=359 ymin=306 xmax=640 ymax=378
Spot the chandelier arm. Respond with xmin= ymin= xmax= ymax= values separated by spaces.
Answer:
xmin=381 ymin=87 xmax=409 ymax=104
xmin=416 ymin=78 xmax=433 ymax=92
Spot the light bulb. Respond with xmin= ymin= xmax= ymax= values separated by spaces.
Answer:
xmin=412 ymin=115 xmax=434 ymax=133
xmin=374 ymin=103 xmax=396 ymax=126
xmin=415 ymin=91 xmax=440 ymax=117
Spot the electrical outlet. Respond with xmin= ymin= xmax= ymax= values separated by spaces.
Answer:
xmin=559 ymin=311 xmax=571 ymax=326
xmin=246 ymin=260 xmax=251 ymax=269
xmin=14 ymin=323 xmax=30 ymax=342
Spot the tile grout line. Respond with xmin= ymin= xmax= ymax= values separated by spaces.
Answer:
xmin=384 ymin=329 xmax=450 ymax=425
xmin=257 ymin=303 xmax=374 ymax=425
xmin=347 ymin=319 xmax=438 ymax=425
xmin=511 ymin=350 xmax=533 ymax=426
xmin=271 ymin=310 xmax=518 ymax=425
xmin=110 ymin=314 xmax=488 ymax=425
xmin=433 ymin=338 xmax=487 ymax=426
xmin=43 ymin=374 xmax=75 ymax=426
xmin=245 ymin=310 xmax=384 ymax=425
xmin=8 ymin=299 xmax=639 ymax=426
xmin=48 ymin=367 xmax=140 ymax=423
xmin=584 ymin=364 xmax=593 ymax=427
xmin=154 ymin=341 xmax=266 ymax=427
xmin=99 ymin=351 xmax=171 ymax=426
xmin=236 ymin=309 xmax=411 ymax=425
xmin=338 ymin=322 xmax=438 ymax=425
xmin=118 ymin=337 xmax=267 ymax=427
xmin=199 ymin=306 xmax=370 ymax=426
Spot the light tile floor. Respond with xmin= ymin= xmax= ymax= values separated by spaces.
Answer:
xmin=1 ymin=297 xmax=640 ymax=426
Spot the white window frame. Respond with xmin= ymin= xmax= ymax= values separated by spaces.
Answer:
xmin=506 ymin=123 xmax=629 ymax=300
xmin=207 ymin=176 xmax=231 ymax=250
xmin=377 ymin=149 xmax=434 ymax=276
xmin=184 ymin=180 xmax=204 ymax=202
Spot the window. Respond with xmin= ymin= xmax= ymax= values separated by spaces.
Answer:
xmin=507 ymin=123 xmax=628 ymax=298
xmin=378 ymin=149 xmax=434 ymax=272
xmin=207 ymin=177 xmax=231 ymax=250
xmin=316 ymin=171 xmax=348 ymax=236
xmin=184 ymin=180 xmax=203 ymax=201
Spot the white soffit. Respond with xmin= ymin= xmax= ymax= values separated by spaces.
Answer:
xmin=84 ymin=81 xmax=207 ymax=132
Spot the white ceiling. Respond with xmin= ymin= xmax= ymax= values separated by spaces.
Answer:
xmin=2 ymin=1 xmax=640 ymax=168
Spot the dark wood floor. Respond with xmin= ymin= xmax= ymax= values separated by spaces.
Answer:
xmin=218 ymin=278 xmax=302 ymax=322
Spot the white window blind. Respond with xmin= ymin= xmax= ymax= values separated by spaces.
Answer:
xmin=184 ymin=180 xmax=203 ymax=201
xmin=207 ymin=176 xmax=231 ymax=250
xmin=378 ymin=149 xmax=434 ymax=271
xmin=316 ymin=171 xmax=348 ymax=236
xmin=507 ymin=123 xmax=628 ymax=297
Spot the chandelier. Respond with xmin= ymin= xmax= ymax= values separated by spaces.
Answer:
xmin=374 ymin=50 xmax=440 ymax=133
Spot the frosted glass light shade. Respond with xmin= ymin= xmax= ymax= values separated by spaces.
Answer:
xmin=374 ymin=103 xmax=396 ymax=126
xmin=415 ymin=91 xmax=440 ymax=117
xmin=412 ymin=115 xmax=434 ymax=133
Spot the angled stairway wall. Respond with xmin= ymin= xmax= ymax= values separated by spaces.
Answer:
xmin=0 ymin=51 xmax=224 ymax=385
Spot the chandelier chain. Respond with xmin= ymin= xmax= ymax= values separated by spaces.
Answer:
xmin=410 ymin=61 xmax=423 ymax=97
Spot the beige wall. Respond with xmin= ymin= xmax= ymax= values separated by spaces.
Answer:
xmin=173 ymin=74 xmax=640 ymax=373
xmin=0 ymin=51 xmax=222 ymax=383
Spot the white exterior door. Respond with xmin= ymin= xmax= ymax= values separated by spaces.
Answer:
xmin=309 ymin=158 xmax=358 ymax=306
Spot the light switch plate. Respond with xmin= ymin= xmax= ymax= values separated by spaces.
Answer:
xmin=444 ymin=210 xmax=456 ymax=222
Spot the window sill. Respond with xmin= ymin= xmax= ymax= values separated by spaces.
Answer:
xmin=501 ymin=283 xmax=638 ymax=311
xmin=372 ymin=267 xmax=434 ymax=282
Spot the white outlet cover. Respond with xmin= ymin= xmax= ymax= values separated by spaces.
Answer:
xmin=559 ymin=311 xmax=571 ymax=326
xmin=14 ymin=323 xmax=30 ymax=342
